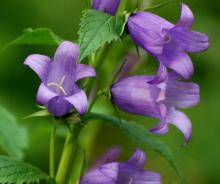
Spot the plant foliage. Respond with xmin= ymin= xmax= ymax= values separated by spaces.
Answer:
xmin=78 ymin=10 xmax=124 ymax=62
xmin=0 ymin=106 xmax=28 ymax=160
xmin=0 ymin=156 xmax=48 ymax=184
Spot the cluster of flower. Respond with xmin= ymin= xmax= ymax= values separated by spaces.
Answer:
xmin=81 ymin=148 xmax=161 ymax=184
xmin=24 ymin=0 xmax=209 ymax=183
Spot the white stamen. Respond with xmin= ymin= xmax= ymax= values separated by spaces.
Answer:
xmin=59 ymin=75 xmax=66 ymax=86
xmin=47 ymin=75 xmax=68 ymax=96
xmin=128 ymin=177 xmax=133 ymax=184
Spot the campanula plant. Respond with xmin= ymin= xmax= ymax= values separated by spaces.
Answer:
xmin=0 ymin=0 xmax=210 ymax=184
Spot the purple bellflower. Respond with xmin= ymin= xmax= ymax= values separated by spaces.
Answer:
xmin=92 ymin=0 xmax=120 ymax=15
xmin=24 ymin=41 xmax=96 ymax=117
xmin=128 ymin=3 xmax=209 ymax=81
xmin=80 ymin=149 xmax=161 ymax=184
xmin=111 ymin=73 xmax=200 ymax=144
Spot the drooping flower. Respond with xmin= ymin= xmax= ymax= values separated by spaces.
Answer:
xmin=127 ymin=3 xmax=209 ymax=81
xmin=111 ymin=73 xmax=200 ymax=144
xmin=24 ymin=41 xmax=96 ymax=117
xmin=92 ymin=0 xmax=120 ymax=15
xmin=80 ymin=149 xmax=161 ymax=184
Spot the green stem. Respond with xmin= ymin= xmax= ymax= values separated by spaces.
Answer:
xmin=84 ymin=44 xmax=110 ymax=95
xmin=118 ymin=0 xmax=128 ymax=14
xmin=88 ymin=94 xmax=100 ymax=113
xmin=55 ymin=124 xmax=82 ymax=184
xmin=68 ymin=145 xmax=85 ymax=184
xmin=49 ymin=124 xmax=57 ymax=178
xmin=111 ymin=58 xmax=128 ymax=84
xmin=88 ymin=90 xmax=109 ymax=112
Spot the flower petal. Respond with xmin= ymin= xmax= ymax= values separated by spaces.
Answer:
xmin=92 ymin=0 xmax=120 ymax=15
xmin=128 ymin=12 xmax=173 ymax=55
xmin=53 ymin=41 xmax=79 ymax=65
xmin=131 ymin=171 xmax=161 ymax=184
xmin=92 ymin=148 xmax=121 ymax=169
xmin=149 ymin=104 xmax=167 ymax=134
xmin=150 ymin=120 xmax=169 ymax=135
xmin=124 ymin=149 xmax=146 ymax=170
xmin=81 ymin=163 xmax=119 ymax=184
xmin=102 ymin=148 xmax=121 ymax=164
xmin=24 ymin=54 xmax=51 ymax=81
xmin=47 ymin=97 xmax=72 ymax=117
xmin=65 ymin=90 xmax=87 ymax=115
xmin=111 ymin=76 xmax=162 ymax=119
xmin=166 ymin=109 xmax=192 ymax=144
xmin=118 ymin=53 xmax=140 ymax=80
xmin=170 ymin=27 xmax=209 ymax=53
xmin=158 ymin=42 xmax=194 ymax=79
xmin=148 ymin=62 xmax=167 ymax=84
xmin=75 ymin=64 xmax=96 ymax=81
xmin=165 ymin=79 xmax=200 ymax=108
xmin=100 ymin=163 xmax=119 ymax=182
xmin=46 ymin=41 xmax=79 ymax=96
xmin=176 ymin=3 xmax=194 ymax=29
xmin=36 ymin=83 xmax=58 ymax=105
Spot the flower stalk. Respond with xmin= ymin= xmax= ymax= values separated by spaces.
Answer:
xmin=84 ymin=44 xmax=110 ymax=95
xmin=55 ymin=123 xmax=83 ymax=184
xmin=49 ymin=124 xmax=57 ymax=178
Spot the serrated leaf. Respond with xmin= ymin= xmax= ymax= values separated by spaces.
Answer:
xmin=78 ymin=10 xmax=124 ymax=62
xmin=0 ymin=106 xmax=28 ymax=160
xmin=82 ymin=113 xmax=184 ymax=181
xmin=2 ymin=28 xmax=63 ymax=51
xmin=0 ymin=156 xmax=48 ymax=184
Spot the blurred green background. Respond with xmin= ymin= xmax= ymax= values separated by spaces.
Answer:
xmin=0 ymin=0 xmax=219 ymax=183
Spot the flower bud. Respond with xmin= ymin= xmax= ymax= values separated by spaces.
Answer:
xmin=92 ymin=0 xmax=120 ymax=15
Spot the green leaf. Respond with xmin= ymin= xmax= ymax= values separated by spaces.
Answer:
xmin=0 ymin=156 xmax=48 ymax=184
xmin=23 ymin=109 xmax=51 ymax=119
xmin=78 ymin=10 xmax=124 ymax=62
xmin=0 ymin=106 xmax=28 ymax=160
xmin=2 ymin=28 xmax=63 ymax=50
xmin=82 ymin=113 xmax=184 ymax=181
xmin=144 ymin=0 xmax=172 ymax=11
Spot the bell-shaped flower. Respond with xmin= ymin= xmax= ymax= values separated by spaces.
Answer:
xmin=111 ymin=73 xmax=200 ymax=144
xmin=80 ymin=149 xmax=161 ymax=184
xmin=92 ymin=0 xmax=120 ymax=15
xmin=24 ymin=41 xmax=96 ymax=117
xmin=127 ymin=3 xmax=209 ymax=81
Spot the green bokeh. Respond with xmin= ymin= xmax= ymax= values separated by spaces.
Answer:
xmin=0 ymin=0 xmax=219 ymax=183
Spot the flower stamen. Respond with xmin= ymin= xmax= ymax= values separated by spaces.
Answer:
xmin=128 ymin=177 xmax=133 ymax=184
xmin=47 ymin=75 xmax=68 ymax=96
